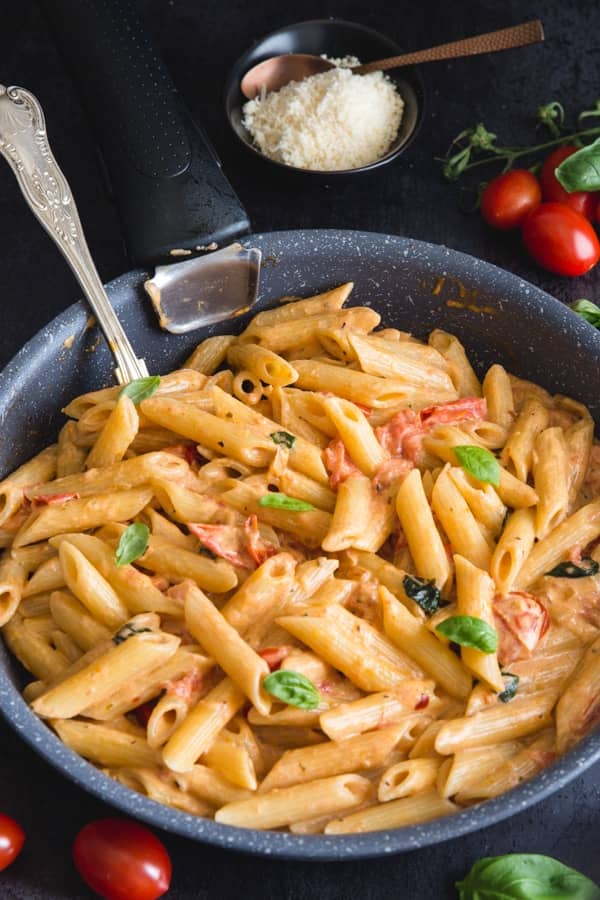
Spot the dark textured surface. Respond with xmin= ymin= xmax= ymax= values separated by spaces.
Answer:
xmin=1 ymin=0 xmax=600 ymax=897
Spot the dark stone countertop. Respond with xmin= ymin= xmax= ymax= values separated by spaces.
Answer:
xmin=1 ymin=1 xmax=600 ymax=897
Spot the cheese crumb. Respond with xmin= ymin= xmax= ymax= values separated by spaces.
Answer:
xmin=242 ymin=61 xmax=404 ymax=171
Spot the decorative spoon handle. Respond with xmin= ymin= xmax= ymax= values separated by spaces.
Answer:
xmin=354 ymin=20 xmax=544 ymax=75
xmin=0 ymin=84 xmax=148 ymax=384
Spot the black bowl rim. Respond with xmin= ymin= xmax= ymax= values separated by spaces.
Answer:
xmin=224 ymin=17 xmax=425 ymax=177
xmin=2 ymin=229 xmax=600 ymax=860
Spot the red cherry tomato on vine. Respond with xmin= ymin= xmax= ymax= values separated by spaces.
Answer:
xmin=539 ymin=145 xmax=598 ymax=220
xmin=0 ymin=813 xmax=25 ymax=872
xmin=73 ymin=818 xmax=171 ymax=900
xmin=522 ymin=202 xmax=600 ymax=276
xmin=480 ymin=169 xmax=542 ymax=230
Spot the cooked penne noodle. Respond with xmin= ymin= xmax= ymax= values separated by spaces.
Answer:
xmin=278 ymin=604 xmax=421 ymax=692
xmin=378 ymin=757 xmax=441 ymax=801
xmin=381 ymin=588 xmax=472 ymax=699
xmin=489 ymin=508 xmax=536 ymax=595
xmin=177 ymin=580 xmax=271 ymax=715
xmin=14 ymin=488 xmax=153 ymax=547
xmin=216 ymin=773 xmax=372 ymax=829
xmin=325 ymin=789 xmax=457 ymax=834
xmin=533 ymin=426 xmax=570 ymax=539
xmin=162 ymin=677 xmax=246 ymax=774
xmin=454 ymin=555 xmax=504 ymax=693
xmin=395 ymin=469 xmax=451 ymax=593
xmin=483 ymin=364 xmax=514 ymax=430
xmin=32 ymin=631 xmax=180 ymax=719
xmin=319 ymin=682 xmax=438 ymax=742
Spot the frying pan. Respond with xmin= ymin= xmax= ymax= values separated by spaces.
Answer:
xmin=1 ymin=0 xmax=600 ymax=862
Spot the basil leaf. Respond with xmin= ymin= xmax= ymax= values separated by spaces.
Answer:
xmin=258 ymin=492 xmax=315 ymax=512
xmin=454 ymin=445 xmax=501 ymax=486
xmin=456 ymin=853 xmax=600 ymax=899
xmin=498 ymin=671 xmax=519 ymax=703
xmin=263 ymin=670 xmax=320 ymax=709
xmin=570 ymin=299 xmax=600 ymax=328
xmin=119 ymin=375 xmax=161 ymax=405
xmin=270 ymin=430 xmax=296 ymax=449
xmin=114 ymin=523 xmax=150 ymax=567
xmin=546 ymin=558 xmax=600 ymax=578
xmin=555 ymin=137 xmax=600 ymax=192
xmin=113 ymin=623 xmax=153 ymax=645
xmin=403 ymin=574 xmax=443 ymax=616
xmin=435 ymin=615 xmax=498 ymax=653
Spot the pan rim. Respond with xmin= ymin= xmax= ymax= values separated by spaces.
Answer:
xmin=1 ymin=227 xmax=600 ymax=859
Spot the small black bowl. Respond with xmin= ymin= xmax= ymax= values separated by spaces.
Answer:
xmin=224 ymin=18 xmax=425 ymax=177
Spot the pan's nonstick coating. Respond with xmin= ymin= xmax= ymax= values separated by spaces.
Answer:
xmin=1 ymin=230 xmax=600 ymax=859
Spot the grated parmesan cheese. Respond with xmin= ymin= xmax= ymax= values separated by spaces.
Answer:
xmin=242 ymin=59 xmax=404 ymax=172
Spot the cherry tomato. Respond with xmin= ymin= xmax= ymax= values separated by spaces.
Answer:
xmin=480 ymin=169 xmax=541 ymax=230
xmin=0 ymin=813 xmax=25 ymax=872
xmin=540 ymin=145 xmax=597 ymax=220
xmin=73 ymin=818 xmax=171 ymax=900
xmin=522 ymin=202 xmax=600 ymax=276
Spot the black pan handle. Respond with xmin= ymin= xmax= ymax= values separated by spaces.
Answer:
xmin=38 ymin=0 xmax=250 ymax=266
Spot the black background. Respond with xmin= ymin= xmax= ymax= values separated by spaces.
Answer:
xmin=1 ymin=1 xmax=600 ymax=897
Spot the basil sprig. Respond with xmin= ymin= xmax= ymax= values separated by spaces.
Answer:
xmin=114 ymin=523 xmax=150 ymax=567
xmin=403 ymin=574 xmax=444 ymax=616
xmin=456 ymin=853 xmax=600 ymax=899
xmin=546 ymin=558 xmax=600 ymax=578
xmin=498 ymin=672 xmax=519 ymax=703
xmin=556 ymin=136 xmax=600 ymax=193
xmin=119 ymin=375 xmax=161 ymax=405
xmin=454 ymin=445 xmax=501 ymax=486
xmin=570 ymin=299 xmax=600 ymax=328
xmin=258 ymin=492 xmax=315 ymax=512
xmin=270 ymin=430 xmax=296 ymax=449
xmin=435 ymin=615 xmax=498 ymax=654
xmin=263 ymin=670 xmax=320 ymax=709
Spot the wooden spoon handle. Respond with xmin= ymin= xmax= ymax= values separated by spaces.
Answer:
xmin=353 ymin=20 xmax=544 ymax=75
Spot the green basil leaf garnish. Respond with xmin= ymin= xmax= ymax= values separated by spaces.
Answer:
xmin=258 ymin=492 xmax=315 ymax=512
xmin=403 ymin=574 xmax=444 ymax=616
xmin=456 ymin=853 xmax=600 ymax=899
xmin=546 ymin=558 xmax=600 ymax=578
xmin=114 ymin=522 xmax=150 ymax=567
xmin=113 ymin=623 xmax=153 ymax=645
xmin=454 ymin=445 xmax=501 ymax=486
xmin=555 ymin=137 xmax=600 ymax=193
xmin=435 ymin=615 xmax=498 ymax=653
xmin=270 ymin=430 xmax=296 ymax=449
xmin=569 ymin=299 xmax=600 ymax=328
xmin=118 ymin=375 xmax=161 ymax=405
xmin=498 ymin=672 xmax=519 ymax=703
xmin=263 ymin=670 xmax=320 ymax=709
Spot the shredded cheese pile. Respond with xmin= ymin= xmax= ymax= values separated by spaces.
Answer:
xmin=242 ymin=60 xmax=404 ymax=171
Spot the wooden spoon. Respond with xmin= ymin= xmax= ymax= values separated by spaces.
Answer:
xmin=240 ymin=20 xmax=543 ymax=99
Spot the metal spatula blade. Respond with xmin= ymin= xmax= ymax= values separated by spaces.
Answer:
xmin=144 ymin=243 xmax=261 ymax=334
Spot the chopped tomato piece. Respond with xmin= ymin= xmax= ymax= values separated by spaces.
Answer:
xmin=187 ymin=522 xmax=253 ymax=569
xmin=375 ymin=409 xmax=422 ymax=457
xmin=31 ymin=491 xmax=80 ymax=506
xmin=323 ymin=437 xmax=361 ymax=488
xmin=414 ymin=694 xmax=430 ymax=710
xmin=165 ymin=668 xmax=205 ymax=702
xmin=258 ymin=646 xmax=293 ymax=671
xmin=493 ymin=590 xmax=549 ymax=666
xmin=420 ymin=396 xmax=487 ymax=426
xmin=243 ymin=514 xmax=277 ymax=566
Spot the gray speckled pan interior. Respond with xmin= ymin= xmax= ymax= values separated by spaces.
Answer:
xmin=1 ymin=229 xmax=600 ymax=860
